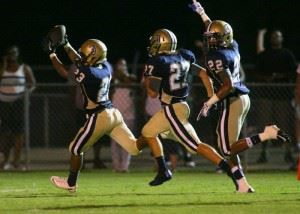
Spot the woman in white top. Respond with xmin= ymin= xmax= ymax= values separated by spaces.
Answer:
xmin=0 ymin=46 xmax=36 ymax=170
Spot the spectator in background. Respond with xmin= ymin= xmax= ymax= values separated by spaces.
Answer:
xmin=111 ymin=58 xmax=136 ymax=172
xmin=255 ymin=29 xmax=297 ymax=164
xmin=0 ymin=46 xmax=36 ymax=170
xmin=256 ymin=29 xmax=296 ymax=82
xmin=49 ymin=54 xmax=107 ymax=169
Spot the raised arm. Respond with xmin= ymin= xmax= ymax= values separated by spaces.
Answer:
xmin=256 ymin=28 xmax=267 ymax=54
xmin=189 ymin=0 xmax=212 ymax=29
xmin=63 ymin=42 xmax=81 ymax=64
xmin=24 ymin=64 xmax=36 ymax=92
xmin=42 ymin=31 xmax=71 ymax=80
xmin=49 ymin=53 xmax=69 ymax=79
xmin=0 ymin=56 xmax=6 ymax=80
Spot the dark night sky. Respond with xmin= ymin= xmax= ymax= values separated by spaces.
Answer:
xmin=0 ymin=0 xmax=299 ymax=66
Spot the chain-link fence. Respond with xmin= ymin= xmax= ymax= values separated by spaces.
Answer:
xmin=0 ymin=82 xmax=298 ymax=171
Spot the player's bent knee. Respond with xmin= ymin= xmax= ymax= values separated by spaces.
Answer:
xmin=129 ymin=149 xmax=140 ymax=156
xmin=126 ymin=145 xmax=140 ymax=156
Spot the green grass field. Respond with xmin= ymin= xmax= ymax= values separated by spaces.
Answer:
xmin=0 ymin=170 xmax=299 ymax=214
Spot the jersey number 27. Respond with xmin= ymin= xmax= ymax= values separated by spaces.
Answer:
xmin=169 ymin=61 xmax=189 ymax=91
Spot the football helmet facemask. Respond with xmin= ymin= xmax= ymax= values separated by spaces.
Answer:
xmin=79 ymin=39 xmax=107 ymax=66
xmin=204 ymin=20 xmax=233 ymax=50
xmin=148 ymin=29 xmax=177 ymax=57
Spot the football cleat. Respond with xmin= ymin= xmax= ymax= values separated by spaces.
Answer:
xmin=264 ymin=125 xmax=291 ymax=143
xmin=277 ymin=130 xmax=291 ymax=143
xmin=50 ymin=176 xmax=76 ymax=193
xmin=237 ymin=186 xmax=255 ymax=193
xmin=149 ymin=170 xmax=172 ymax=186
xmin=236 ymin=178 xmax=255 ymax=193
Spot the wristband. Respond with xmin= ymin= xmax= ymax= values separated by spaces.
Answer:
xmin=207 ymin=94 xmax=220 ymax=106
xmin=49 ymin=53 xmax=57 ymax=59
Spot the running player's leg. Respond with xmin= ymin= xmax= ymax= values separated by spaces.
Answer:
xmin=108 ymin=108 xmax=141 ymax=156
xmin=217 ymin=96 xmax=253 ymax=192
xmin=227 ymin=95 xmax=290 ymax=155
xmin=141 ymin=109 xmax=172 ymax=185
xmin=51 ymin=109 xmax=114 ymax=191
xmin=163 ymin=103 xmax=235 ymax=182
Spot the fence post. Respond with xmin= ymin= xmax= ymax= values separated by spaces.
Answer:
xmin=44 ymin=96 xmax=49 ymax=148
xmin=24 ymin=85 xmax=30 ymax=170
xmin=241 ymin=118 xmax=249 ymax=172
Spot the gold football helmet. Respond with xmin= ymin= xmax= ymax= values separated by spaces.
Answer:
xmin=204 ymin=20 xmax=233 ymax=50
xmin=79 ymin=39 xmax=107 ymax=66
xmin=148 ymin=29 xmax=177 ymax=56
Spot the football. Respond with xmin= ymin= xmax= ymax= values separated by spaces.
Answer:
xmin=47 ymin=24 xmax=66 ymax=48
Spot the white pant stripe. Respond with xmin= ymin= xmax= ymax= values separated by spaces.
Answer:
xmin=165 ymin=106 xmax=198 ymax=150
xmin=220 ymin=99 xmax=230 ymax=155
xmin=74 ymin=114 xmax=96 ymax=155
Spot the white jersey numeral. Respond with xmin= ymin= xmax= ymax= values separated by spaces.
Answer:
xmin=207 ymin=60 xmax=224 ymax=72
xmin=97 ymin=76 xmax=111 ymax=102
xmin=169 ymin=61 xmax=189 ymax=91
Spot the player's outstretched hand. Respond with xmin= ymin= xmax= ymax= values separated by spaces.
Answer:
xmin=197 ymin=102 xmax=211 ymax=121
xmin=43 ymin=25 xmax=67 ymax=53
xmin=188 ymin=0 xmax=204 ymax=15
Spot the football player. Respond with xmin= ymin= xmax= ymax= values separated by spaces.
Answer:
xmin=143 ymin=28 xmax=253 ymax=191
xmin=43 ymin=26 xmax=145 ymax=192
xmin=189 ymin=0 xmax=290 ymax=192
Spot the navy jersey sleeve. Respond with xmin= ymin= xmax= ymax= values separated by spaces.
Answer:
xmin=144 ymin=57 xmax=164 ymax=79
xmin=179 ymin=49 xmax=196 ymax=64
xmin=231 ymin=40 xmax=239 ymax=52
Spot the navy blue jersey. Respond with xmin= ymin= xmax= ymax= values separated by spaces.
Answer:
xmin=75 ymin=61 xmax=113 ymax=113
xmin=205 ymin=40 xmax=249 ymax=95
xmin=144 ymin=49 xmax=195 ymax=105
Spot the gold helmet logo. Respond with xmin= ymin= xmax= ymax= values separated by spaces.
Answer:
xmin=204 ymin=20 xmax=233 ymax=50
xmin=148 ymin=29 xmax=177 ymax=57
xmin=79 ymin=39 xmax=107 ymax=66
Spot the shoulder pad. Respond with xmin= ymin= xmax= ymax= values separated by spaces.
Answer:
xmin=179 ymin=49 xmax=195 ymax=63
xmin=147 ymin=55 xmax=167 ymax=65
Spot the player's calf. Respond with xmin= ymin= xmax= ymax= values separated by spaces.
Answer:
xmin=231 ymin=125 xmax=290 ymax=156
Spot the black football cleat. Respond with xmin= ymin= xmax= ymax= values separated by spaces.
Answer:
xmin=149 ymin=170 xmax=172 ymax=186
xmin=277 ymin=130 xmax=291 ymax=143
